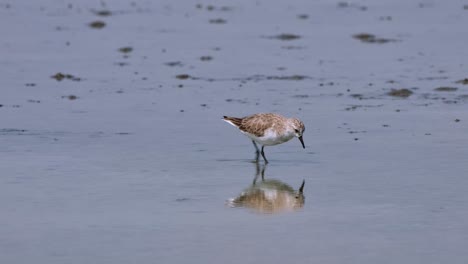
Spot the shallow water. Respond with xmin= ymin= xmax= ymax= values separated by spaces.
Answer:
xmin=1 ymin=0 xmax=468 ymax=263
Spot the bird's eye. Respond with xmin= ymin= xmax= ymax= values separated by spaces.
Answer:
xmin=294 ymin=129 xmax=299 ymax=133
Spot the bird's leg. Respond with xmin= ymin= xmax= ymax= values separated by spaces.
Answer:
xmin=253 ymin=161 xmax=267 ymax=184
xmin=261 ymin=146 xmax=269 ymax=164
xmin=253 ymin=162 xmax=260 ymax=184
xmin=252 ymin=140 xmax=260 ymax=153
xmin=252 ymin=140 xmax=260 ymax=162
xmin=260 ymin=162 xmax=266 ymax=180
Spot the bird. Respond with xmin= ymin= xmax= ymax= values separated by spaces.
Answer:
xmin=223 ymin=113 xmax=305 ymax=163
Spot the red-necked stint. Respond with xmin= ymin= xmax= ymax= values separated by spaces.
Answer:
xmin=223 ymin=113 xmax=305 ymax=163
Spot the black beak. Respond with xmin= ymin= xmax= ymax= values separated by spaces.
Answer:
xmin=298 ymin=136 xmax=305 ymax=149
xmin=299 ymin=180 xmax=305 ymax=193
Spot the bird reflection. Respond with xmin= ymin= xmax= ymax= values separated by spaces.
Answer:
xmin=227 ymin=163 xmax=305 ymax=214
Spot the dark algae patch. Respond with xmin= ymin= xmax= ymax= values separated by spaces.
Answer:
xmin=225 ymin=98 xmax=248 ymax=104
xmin=266 ymin=75 xmax=307 ymax=80
xmin=293 ymin=94 xmax=310 ymax=98
xmin=173 ymin=74 xmax=312 ymax=82
xmin=197 ymin=4 xmax=233 ymax=11
xmin=165 ymin=61 xmax=183 ymax=67
xmin=89 ymin=21 xmax=106 ymax=29
xmin=200 ymin=56 xmax=213 ymax=61
xmin=268 ymin=33 xmax=301 ymax=41
xmin=350 ymin=94 xmax=364 ymax=100
xmin=455 ymin=78 xmax=468 ymax=85
xmin=281 ymin=46 xmax=305 ymax=50
xmin=388 ymin=88 xmax=413 ymax=98
xmin=337 ymin=2 xmax=368 ymax=11
xmin=209 ymin=18 xmax=227 ymax=24
xmin=0 ymin=129 xmax=28 ymax=135
xmin=114 ymin=62 xmax=129 ymax=67
xmin=434 ymin=87 xmax=458 ymax=92
xmin=353 ymin=33 xmax=396 ymax=43
xmin=51 ymin=72 xmax=81 ymax=81
xmin=92 ymin=10 xmax=112 ymax=16
xmin=118 ymin=47 xmax=133 ymax=53
xmin=62 ymin=95 xmax=78 ymax=100
xmin=175 ymin=74 xmax=191 ymax=80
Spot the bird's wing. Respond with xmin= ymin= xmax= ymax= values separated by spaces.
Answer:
xmin=239 ymin=113 xmax=277 ymax=137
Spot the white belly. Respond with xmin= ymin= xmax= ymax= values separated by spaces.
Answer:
xmin=243 ymin=128 xmax=294 ymax=146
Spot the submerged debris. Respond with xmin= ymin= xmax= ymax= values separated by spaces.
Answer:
xmin=0 ymin=129 xmax=28 ymax=135
xmin=353 ymin=33 xmax=396 ymax=44
xmin=293 ymin=94 xmax=309 ymax=98
xmin=200 ymin=56 xmax=213 ymax=61
xmin=388 ymin=88 xmax=413 ymax=98
xmin=345 ymin=104 xmax=383 ymax=111
xmin=92 ymin=10 xmax=112 ymax=16
xmin=62 ymin=95 xmax=78 ymax=100
xmin=51 ymin=72 xmax=81 ymax=81
xmin=337 ymin=2 xmax=368 ymax=11
xmin=209 ymin=18 xmax=227 ymax=24
xmin=118 ymin=47 xmax=133 ymax=53
xmin=281 ymin=45 xmax=305 ymax=50
xmin=197 ymin=4 xmax=233 ymax=11
xmin=266 ymin=75 xmax=306 ymax=80
xmin=225 ymin=98 xmax=248 ymax=104
xmin=114 ymin=62 xmax=129 ymax=67
xmin=434 ymin=87 xmax=458 ymax=92
xmin=170 ymin=74 xmax=312 ymax=82
xmin=268 ymin=33 xmax=301 ymax=41
xmin=379 ymin=16 xmax=392 ymax=21
xmin=350 ymin=94 xmax=364 ymax=100
xmin=455 ymin=78 xmax=468 ymax=85
xmin=89 ymin=21 xmax=106 ymax=29
xmin=165 ymin=61 xmax=183 ymax=67
xmin=175 ymin=74 xmax=191 ymax=80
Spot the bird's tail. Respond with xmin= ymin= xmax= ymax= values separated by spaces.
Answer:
xmin=223 ymin=116 xmax=243 ymax=128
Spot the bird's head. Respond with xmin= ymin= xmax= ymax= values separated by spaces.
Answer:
xmin=290 ymin=118 xmax=305 ymax=148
